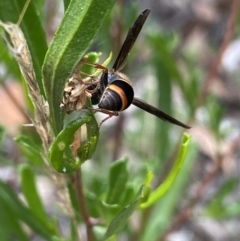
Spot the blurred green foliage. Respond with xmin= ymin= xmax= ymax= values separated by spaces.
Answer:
xmin=0 ymin=0 xmax=239 ymax=241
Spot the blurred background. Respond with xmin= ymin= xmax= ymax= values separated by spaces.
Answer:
xmin=0 ymin=0 xmax=240 ymax=240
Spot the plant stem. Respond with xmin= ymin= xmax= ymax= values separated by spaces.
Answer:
xmin=74 ymin=168 xmax=94 ymax=241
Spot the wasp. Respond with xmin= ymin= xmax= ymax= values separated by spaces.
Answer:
xmin=87 ymin=9 xmax=190 ymax=129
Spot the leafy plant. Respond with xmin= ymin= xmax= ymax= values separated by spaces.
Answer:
xmin=2 ymin=0 xmax=238 ymax=241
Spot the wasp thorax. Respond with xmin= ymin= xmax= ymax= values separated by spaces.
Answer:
xmin=98 ymin=76 xmax=134 ymax=111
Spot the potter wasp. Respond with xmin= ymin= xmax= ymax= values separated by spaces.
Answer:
xmin=86 ymin=9 xmax=190 ymax=129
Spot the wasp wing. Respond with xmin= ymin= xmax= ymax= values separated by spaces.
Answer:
xmin=112 ymin=9 xmax=150 ymax=71
xmin=132 ymin=97 xmax=191 ymax=129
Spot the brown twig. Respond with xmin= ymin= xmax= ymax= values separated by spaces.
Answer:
xmin=1 ymin=81 xmax=31 ymax=122
xmin=158 ymin=0 xmax=240 ymax=240
xmin=74 ymin=168 xmax=94 ymax=241
xmin=196 ymin=0 xmax=239 ymax=107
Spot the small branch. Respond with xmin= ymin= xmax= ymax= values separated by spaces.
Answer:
xmin=74 ymin=168 xmax=94 ymax=241
xmin=196 ymin=0 xmax=239 ymax=107
xmin=1 ymin=81 xmax=30 ymax=122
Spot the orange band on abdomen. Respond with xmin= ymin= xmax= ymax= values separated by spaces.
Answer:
xmin=107 ymin=84 xmax=128 ymax=111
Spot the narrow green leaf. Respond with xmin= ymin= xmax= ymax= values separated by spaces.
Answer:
xmin=63 ymin=0 xmax=71 ymax=10
xmin=0 ymin=125 xmax=5 ymax=145
xmin=205 ymin=200 xmax=240 ymax=219
xmin=139 ymin=132 xmax=191 ymax=209
xmin=0 ymin=199 xmax=28 ymax=241
xmin=77 ymin=135 xmax=97 ymax=162
xmin=49 ymin=112 xmax=99 ymax=173
xmin=184 ymin=72 xmax=200 ymax=116
xmin=85 ymin=191 xmax=103 ymax=217
xmin=0 ymin=180 xmax=55 ymax=240
xmin=0 ymin=0 xmax=48 ymax=96
xmin=148 ymin=34 xmax=184 ymax=89
xmin=15 ymin=135 xmax=43 ymax=165
xmin=35 ymin=0 xmax=46 ymax=11
xmin=121 ymin=185 xmax=136 ymax=208
xmin=42 ymin=0 xmax=115 ymax=134
xmin=67 ymin=180 xmax=82 ymax=222
xmin=19 ymin=164 xmax=55 ymax=233
xmin=204 ymin=178 xmax=240 ymax=218
xmin=106 ymin=158 xmax=129 ymax=204
xmin=207 ymin=96 xmax=224 ymax=140
xmin=149 ymin=34 xmax=175 ymax=161
xmin=141 ymin=143 xmax=197 ymax=240
xmin=0 ymin=35 xmax=20 ymax=79
xmin=104 ymin=186 xmax=145 ymax=240
xmin=70 ymin=219 xmax=79 ymax=241
xmin=101 ymin=201 xmax=121 ymax=217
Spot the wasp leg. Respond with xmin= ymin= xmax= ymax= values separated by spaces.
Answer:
xmin=85 ymin=84 xmax=98 ymax=94
xmin=83 ymin=62 xmax=108 ymax=71
xmin=98 ymin=112 xmax=119 ymax=128
xmin=87 ymin=108 xmax=119 ymax=128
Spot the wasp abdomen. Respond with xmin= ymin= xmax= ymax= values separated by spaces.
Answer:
xmin=98 ymin=80 xmax=134 ymax=111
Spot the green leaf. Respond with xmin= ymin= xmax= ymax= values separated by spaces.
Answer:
xmin=63 ymin=0 xmax=71 ymax=10
xmin=0 ymin=0 xmax=48 ymax=96
xmin=67 ymin=180 xmax=82 ymax=222
xmin=75 ymin=111 xmax=99 ymax=161
xmin=101 ymin=201 xmax=121 ymax=217
xmin=80 ymin=51 xmax=102 ymax=76
xmin=148 ymin=34 xmax=183 ymax=161
xmin=0 ymin=180 xmax=55 ymax=240
xmin=0 ymin=34 xmax=20 ymax=79
xmin=141 ymin=142 xmax=197 ymax=240
xmin=149 ymin=34 xmax=184 ymax=89
xmin=77 ymin=135 xmax=98 ymax=162
xmin=207 ymin=96 xmax=224 ymax=140
xmin=42 ymin=0 xmax=115 ymax=134
xmin=15 ymin=135 xmax=43 ymax=165
xmin=104 ymin=185 xmax=145 ymax=240
xmin=139 ymin=132 xmax=191 ymax=209
xmin=0 ymin=125 xmax=5 ymax=145
xmin=106 ymin=158 xmax=129 ymax=205
xmin=121 ymin=185 xmax=136 ymax=208
xmin=70 ymin=219 xmax=79 ymax=241
xmin=19 ymin=164 xmax=55 ymax=234
xmin=49 ymin=112 xmax=99 ymax=173
xmin=70 ymin=111 xmax=99 ymax=161
xmin=184 ymin=72 xmax=200 ymax=116
xmin=82 ymin=51 xmax=112 ymax=77
xmin=204 ymin=178 xmax=240 ymax=218
xmin=0 ymin=199 xmax=28 ymax=241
